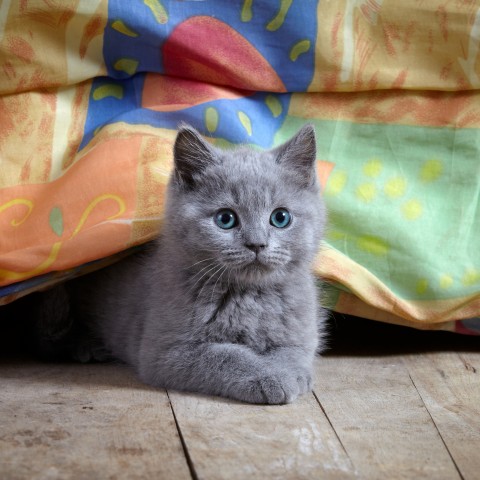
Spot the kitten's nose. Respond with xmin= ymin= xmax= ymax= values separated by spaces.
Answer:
xmin=245 ymin=243 xmax=267 ymax=255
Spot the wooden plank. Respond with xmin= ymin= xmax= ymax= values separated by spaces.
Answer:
xmin=168 ymin=367 xmax=356 ymax=480
xmin=0 ymin=359 xmax=191 ymax=480
xmin=404 ymin=351 xmax=480 ymax=480
xmin=314 ymin=355 xmax=461 ymax=480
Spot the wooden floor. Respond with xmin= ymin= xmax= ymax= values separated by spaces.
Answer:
xmin=0 ymin=316 xmax=478 ymax=480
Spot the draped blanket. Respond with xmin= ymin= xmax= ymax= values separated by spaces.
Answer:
xmin=1 ymin=0 xmax=479 ymax=334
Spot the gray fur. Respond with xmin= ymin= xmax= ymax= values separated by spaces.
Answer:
xmin=39 ymin=125 xmax=327 ymax=404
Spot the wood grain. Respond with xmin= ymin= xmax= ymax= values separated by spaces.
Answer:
xmin=168 ymin=383 xmax=355 ymax=480
xmin=1 ymin=343 xmax=478 ymax=479
xmin=0 ymin=360 xmax=191 ymax=480
xmin=314 ymin=355 xmax=461 ymax=480
xmin=404 ymin=351 xmax=480 ymax=480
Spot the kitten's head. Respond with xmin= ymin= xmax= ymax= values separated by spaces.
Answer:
xmin=165 ymin=124 xmax=326 ymax=285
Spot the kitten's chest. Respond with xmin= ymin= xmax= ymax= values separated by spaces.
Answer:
xmin=196 ymin=286 xmax=299 ymax=352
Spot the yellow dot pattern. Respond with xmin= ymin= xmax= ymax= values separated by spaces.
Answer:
xmin=357 ymin=235 xmax=389 ymax=256
xmin=462 ymin=269 xmax=480 ymax=286
xmin=325 ymin=170 xmax=347 ymax=196
xmin=356 ymin=183 xmax=376 ymax=202
xmin=384 ymin=176 xmax=407 ymax=198
xmin=439 ymin=274 xmax=453 ymax=289
xmin=327 ymin=230 xmax=347 ymax=242
xmin=363 ymin=158 xmax=383 ymax=177
xmin=420 ymin=159 xmax=443 ymax=183
xmin=401 ymin=199 xmax=423 ymax=220
xmin=323 ymin=147 xmax=476 ymax=302
xmin=416 ymin=279 xmax=429 ymax=295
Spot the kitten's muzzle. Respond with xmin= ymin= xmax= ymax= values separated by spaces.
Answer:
xmin=245 ymin=243 xmax=267 ymax=255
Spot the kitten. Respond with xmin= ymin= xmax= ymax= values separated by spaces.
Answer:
xmin=32 ymin=124 xmax=327 ymax=404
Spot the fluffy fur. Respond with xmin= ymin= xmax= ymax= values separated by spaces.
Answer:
xmin=33 ymin=125 xmax=327 ymax=404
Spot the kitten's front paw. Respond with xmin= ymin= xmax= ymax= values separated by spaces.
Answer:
xmin=243 ymin=370 xmax=312 ymax=405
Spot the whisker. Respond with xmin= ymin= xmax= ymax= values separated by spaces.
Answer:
xmin=195 ymin=263 xmax=224 ymax=301
xmin=184 ymin=257 xmax=216 ymax=270
xmin=186 ymin=262 xmax=219 ymax=293
xmin=211 ymin=265 xmax=227 ymax=302
xmin=187 ymin=261 xmax=217 ymax=282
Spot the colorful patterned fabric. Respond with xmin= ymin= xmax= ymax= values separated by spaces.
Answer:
xmin=1 ymin=0 xmax=479 ymax=334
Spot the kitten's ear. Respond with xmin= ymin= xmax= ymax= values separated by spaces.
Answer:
xmin=173 ymin=124 xmax=216 ymax=188
xmin=273 ymin=124 xmax=317 ymax=188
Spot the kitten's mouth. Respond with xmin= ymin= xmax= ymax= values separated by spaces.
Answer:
xmin=247 ymin=257 xmax=272 ymax=271
xmin=222 ymin=252 xmax=277 ymax=278
xmin=226 ymin=257 xmax=277 ymax=284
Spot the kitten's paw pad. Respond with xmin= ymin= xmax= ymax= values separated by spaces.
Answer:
xmin=260 ymin=376 xmax=298 ymax=404
xmin=245 ymin=373 xmax=303 ymax=405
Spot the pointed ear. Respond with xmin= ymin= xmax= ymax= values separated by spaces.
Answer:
xmin=273 ymin=124 xmax=317 ymax=188
xmin=173 ymin=124 xmax=217 ymax=188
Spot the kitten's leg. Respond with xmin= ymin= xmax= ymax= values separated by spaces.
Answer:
xmin=140 ymin=342 xmax=314 ymax=404
xmin=265 ymin=346 xmax=315 ymax=395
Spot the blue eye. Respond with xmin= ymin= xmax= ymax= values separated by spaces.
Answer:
xmin=215 ymin=209 xmax=237 ymax=229
xmin=270 ymin=208 xmax=291 ymax=228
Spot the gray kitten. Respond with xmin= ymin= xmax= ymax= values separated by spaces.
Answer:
xmin=32 ymin=124 xmax=327 ymax=404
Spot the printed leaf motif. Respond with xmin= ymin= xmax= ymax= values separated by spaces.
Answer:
xmin=265 ymin=95 xmax=282 ymax=117
xmin=113 ymin=58 xmax=139 ymax=75
xmin=144 ymin=0 xmax=168 ymax=24
xmin=237 ymin=111 xmax=252 ymax=136
xmin=290 ymin=40 xmax=311 ymax=61
xmin=205 ymin=107 xmax=219 ymax=133
xmin=49 ymin=207 xmax=64 ymax=237
xmin=241 ymin=0 xmax=253 ymax=22
xmin=266 ymin=0 xmax=292 ymax=31
xmin=111 ymin=20 xmax=139 ymax=37
xmin=93 ymin=84 xmax=124 ymax=100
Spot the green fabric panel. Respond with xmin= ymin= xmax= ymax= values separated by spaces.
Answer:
xmin=278 ymin=117 xmax=480 ymax=302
